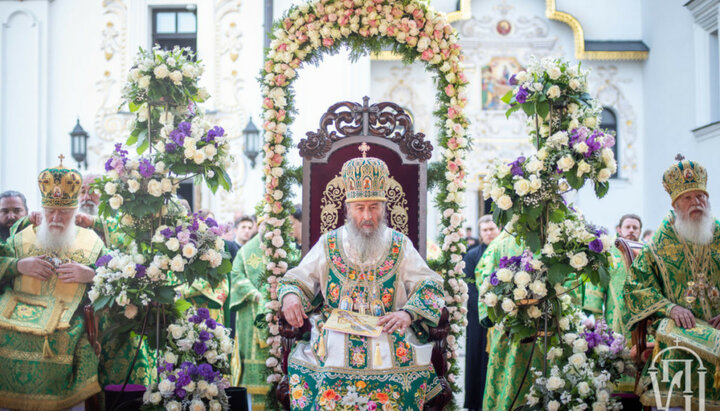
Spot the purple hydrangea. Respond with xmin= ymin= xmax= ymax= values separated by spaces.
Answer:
xmin=584 ymin=331 xmax=602 ymax=349
xmin=96 ymin=254 xmax=112 ymax=267
xmin=516 ymin=86 xmax=529 ymax=104
xmin=135 ymin=264 xmax=146 ymax=278
xmin=204 ymin=126 xmax=224 ymax=143
xmin=509 ymin=156 xmax=526 ymax=177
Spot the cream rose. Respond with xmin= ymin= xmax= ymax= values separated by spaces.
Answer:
xmin=597 ymin=168 xmax=612 ymax=182
xmin=161 ymin=178 xmax=174 ymax=193
xmin=569 ymin=78 xmax=580 ymax=90
xmin=484 ymin=293 xmax=498 ymax=307
xmin=547 ymin=85 xmax=561 ymax=99
xmin=158 ymin=379 xmax=175 ymax=395
xmin=501 ymin=298 xmax=516 ymax=313
xmin=127 ymin=179 xmax=140 ymax=193
xmin=557 ymin=155 xmax=575 ymax=172
xmin=583 ymin=116 xmax=598 ymax=128
xmin=569 ymin=352 xmax=587 ymax=368
xmin=577 ymin=160 xmax=592 ymax=177
xmin=496 ymin=195 xmax=513 ymax=210
xmin=104 ymin=182 xmax=117 ymax=195
xmin=170 ymin=255 xmax=185 ymax=272
xmin=512 ymin=287 xmax=528 ymax=300
xmin=147 ymin=179 xmax=163 ymax=197
xmin=546 ymin=376 xmax=564 ymax=391
xmin=124 ymin=304 xmax=138 ymax=319
xmin=109 ymin=194 xmax=123 ymax=210
xmin=574 ymin=141 xmax=589 ymax=154
xmin=182 ymin=244 xmax=197 ymax=259
xmin=525 ymin=157 xmax=544 ymax=173
xmin=169 ymin=70 xmax=183 ymax=85
xmin=527 ymin=305 xmax=542 ymax=318
xmin=153 ymin=64 xmax=169 ymax=79
xmin=569 ymin=252 xmax=589 ymax=270
xmin=513 ymin=179 xmax=531 ymax=196
xmin=166 ymin=401 xmax=182 ymax=411
xmin=166 ymin=238 xmax=180 ymax=251
xmin=514 ymin=271 xmax=531 ymax=287
xmin=529 ymin=280 xmax=547 ymax=297
xmin=547 ymin=67 xmax=561 ymax=80
xmin=496 ymin=268 xmax=513 ymax=283
xmin=573 ymin=337 xmax=589 ymax=353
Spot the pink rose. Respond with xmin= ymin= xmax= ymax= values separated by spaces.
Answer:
xmin=445 ymin=84 xmax=455 ymax=97
xmin=322 ymin=38 xmax=334 ymax=47
xmin=448 ymin=107 xmax=458 ymax=119
xmin=263 ymin=98 xmax=274 ymax=109
xmin=421 ymin=49 xmax=434 ymax=61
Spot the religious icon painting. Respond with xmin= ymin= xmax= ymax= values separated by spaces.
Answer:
xmin=496 ymin=19 xmax=512 ymax=36
xmin=481 ymin=56 xmax=525 ymax=111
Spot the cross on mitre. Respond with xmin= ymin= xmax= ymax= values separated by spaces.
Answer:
xmin=359 ymin=142 xmax=370 ymax=158
xmin=58 ymin=154 xmax=65 ymax=167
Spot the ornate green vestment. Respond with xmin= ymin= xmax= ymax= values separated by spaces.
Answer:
xmin=229 ymin=234 xmax=272 ymax=405
xmin=624 ymin=212 xmax=720 ymax=408
xmin=0 ymin=225 xmax=104 ymax=410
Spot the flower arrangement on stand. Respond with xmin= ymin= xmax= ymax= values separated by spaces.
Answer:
xmin=142 ymin=308 xmax=233 ymax=411
xmin=478 ymin=56 xmax=631 ymax=405
xmin=257 ymin=0 xmax=470 ymax=403
xmin=90 ymin=45 xmax=233 ymax=357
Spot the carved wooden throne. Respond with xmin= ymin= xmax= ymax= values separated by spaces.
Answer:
xmin=276 ymin=97 xmax=453 ymax=410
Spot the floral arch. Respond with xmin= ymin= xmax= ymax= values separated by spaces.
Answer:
xmin=258 ymin=0 xmax=470 ymax=396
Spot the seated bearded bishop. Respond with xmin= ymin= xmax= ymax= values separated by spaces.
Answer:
xmin=278 ymin=154 xmax=446 ymax=409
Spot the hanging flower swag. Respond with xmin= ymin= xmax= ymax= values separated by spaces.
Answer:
xmin=259 ymin=0 xmax=470 ymax=399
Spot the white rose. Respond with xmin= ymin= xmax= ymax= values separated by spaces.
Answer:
xmin=153 ymin=64 xmax=169 ymax=79
xmin=184 ymin=381 xmax=196 ymax=393
xmin=527 ymin=305 xmax=542 ymax=318
xmin=496 ymin=268 xmax=513 ymax=283
xmin=124 ymin=304 xmax=138 ymax=319
xmin=193 ymin=150 xmax=207 ymax=165
xmin=529 ymin=175 xmax=542 ymax=192
xmin=158 ymin=379 xmax=175 ymax=394
xmin=597 ymin=390 xmax=610 ymax=403
xmin=573 ymin=337 xmax=589 ymax=353
xmin=569 ymin=352 xmax=587 ymax=368
xmin=147 ymin=179 xmax=163 ymax=197
xmin=138 ymin=75 xmax=150 ymax=89
xmin=574 ymin=141 xmax=589 ymax=154
xmin=547 ymin=67 xmax=561 ymax=80
xmin=484 ymin=293 xmax=498 ymax=307
xmin=104 ymin=182 xmax=117 ymax=195
xmin=205 ymin=349 xmax=218 ymax=364
xmin=490 ymin=186 xmax=505 ymax=201
xmin=569 ymin=78 xmax=580 ymax=90
xmin=166 ymin=400 xmax=182 ymax=411
xmin=525 ymin=157 xmax=544 ymax=173
xmin=569 ymin=252 xmax=589 ymax=270
xmin=182 ymin=243 xmax=197 ymax=259
xmin=584 ymin=116 xmax=598 ymax=128
xmin=563 ymin=332 xmax=578 ymax=345
xmin=147 ymin=264 xmax=162 ymax=280
xmin=206 ymin=383 xmax=219 ymax=397
xmin=529 ymin=280 xmax=547 ymax=298
xmin=547 ymin=85 xmax=561 ymax=99
xmin=513 ymin=287 xmax=528 ymax=300
xmin=164 ymin=351 xmax=177 ymax=365
xmin=169 ymin=70 xmax=183 ymax=85
xmin=557 ymin=155 xmax=575 ymax=172
xmin=166 ymin=238 xmax=180 ymax=251
xmin=597 ymin=168 xmax=612 ymax=182
xmin=496 ymin=164 xmax=511 ymax=178
xmin=569 ymin=118 xmax=580 ymax=130
xmin=209 ymin=401 xmax=222 ymax=411
xmin=514 ymin=271 xmax=531 ymax=287
xmin=109 ymin=195 xmax=123 ymax=210
xmin=168 ymin=324 xmax=185 ymax=340
xmin=221 ymin=340 xmax=233 ymax=354
xmin=203 ymin=144 xmax=218 ymax=159
xmin=559 ymin=317 xmax=570 ymax=330
xmin=601 ymin=148 xmax=614 ymax=165
xmin=496 ymin=195 xmax=513 ymax=210
xmin=547 ymin=347 xmax=563 ymax=360
xmin=548 ymin=400 xmax=561 ymax=411
xmin=127 ymin=179 xmax=140 ymax=193
xmin=501 ymin=298 xmax=516 ymax=313
xmin=513 ymin=179 xmax=531 ymax=196
xmin=537 ymin=147 xmax=549 ymax=160
xmin=150 ymin=392 xmax=162 ymax=404
xmin=592 ymin=403 xmax=607 ymax=411
xmin=549 ymin=131 xmax=569 ymax=147
xmin=559 ymin=181 xmax=570 ymax=192
xmin=88 ymin=288 xmax=99 ymax=302
xmin=546 ymin=377 xmax=565 ymax=391
xmin=189 ymin=400 xmax=206 ymax=411
xmin=160 ymin=178 xmax=173 ymax=193
xmin=170 ymin=254 xmax=185 ymax=272
xmin=577 ymin=160 xmax=592 ymax=177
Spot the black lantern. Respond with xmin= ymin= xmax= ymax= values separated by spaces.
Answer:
xmin=69 ymin=119 xmax=89 ymax=169
xmin=243 ymin=116 xmax=260 ymax=168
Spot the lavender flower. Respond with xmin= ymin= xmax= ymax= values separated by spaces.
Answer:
xmin=161 ymin=227 xmax=174 ymax=238
xmin=193 ymin=341 xmax=208 ymax=355
xmin=197 ymin=307 xmax=210 ymax=320
xmin=177 ymin=121 xmax=192 ymax=135
xmin=509 ymin=74 xmax=517 ymax=86
xmin=205 ymin=318 xmax=217 ymax=329
xmin=198 ymin=330 xmax=212 ymax=341
xmin=588 ymin=238 xmax=604 ymax=253
xmin=516 ymin=86 xmax=529 ymax=104
xmin=135 ymin=264 xmax=146 ymax=278
xmin=204 ymin=126 xmax=224 ymax=142
xmin=489 ymin=272 xmax=500 ymax=286
xmin=509 ymin=156 xmax=526 ymax=177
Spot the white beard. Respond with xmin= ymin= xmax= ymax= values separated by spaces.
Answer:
xmin=79 ymin=201 xmax=97 ymax=216
xmin=345 ymin=216 xmax=390 ymax=264
xmin=36 ymin=214 xmax=77 ymax=253
xmin=674 ymin=206 xmax=715 ymax=245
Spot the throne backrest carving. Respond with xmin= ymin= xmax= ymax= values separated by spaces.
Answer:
xmin=298 ymin=97 xmax=432 ymax=258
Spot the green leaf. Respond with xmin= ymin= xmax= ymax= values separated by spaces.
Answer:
xmin=565 ymin=170 xmax=583 ymax=190
xmin=126 ymin=134 xmax=138 ymax=146
xmin=548 ymin=263 xmax=574 ymax=284
xmin=137 ymin=137 xmax=149 ymax=154
xmin=128 ymin=101 xmax=141 ymax=112
xmin=500 ymin=89 xmax=515 ymax=104
xmin=536 ymin=101 xmax=550 ymax=119
xmin=504 ymin=104 xmax=521 ymax=119
xmin=549 ymin=208 xmax=565 ymax=223
xmin=217 ymin=257 xmax=233 ymax=276
xmin=156 ymin=286 xmax=175 ymax=304
xmin=521 ymin=102 xmax=536 ymax=117
xmin=526 ymin=231 xmax=541 ymax=253
xmin=594 ymin=181 xmax=609 ymax=198
xmin=93 ymin=294 xmax=112 ymax=311
xmin=597 ymin=266 xmax=610 ymax=287
xmin=175 ymin=298 xmax=192 ymax=314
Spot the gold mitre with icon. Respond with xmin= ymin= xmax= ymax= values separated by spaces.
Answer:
xmin=37 ymin=154 xmax=82 ymax=208
xmin=341 ymin=142 xmax=390 ymax=203
xmin=662 ymin=154 xmax=708 ymax=203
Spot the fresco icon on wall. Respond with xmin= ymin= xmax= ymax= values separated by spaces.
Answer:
xmin=481 ymin=56 xmax=524 ymax=110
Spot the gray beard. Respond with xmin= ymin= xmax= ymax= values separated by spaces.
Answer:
xmin=345 ymin=218 xmax=389 ymax=263
xmin=79 ymin=201 xmax=98 ymax=216
xmin=675 ymin=206 xmax=715 ymax=245
xmin=36 ymin=218 xmax=77 ymax=253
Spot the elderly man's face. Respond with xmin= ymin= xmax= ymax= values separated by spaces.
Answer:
xmin=479 ymin=221 xmax=500 ymax=245
xmin=674 ymin=190 xmax=710 ymax=221
xmin=79 ymin=177 xmax=100 ymax=215
xmin=0 ymin=196 xmax=27 ymax=229
xmin=44 ymin=207 xmax=76 ymax=233
xmin=617 ymin=218 xmax=642 ymax=241
xmin=348 ymin=201 xmax=384 ymax=235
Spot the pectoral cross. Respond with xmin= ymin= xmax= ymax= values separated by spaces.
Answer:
xmin=358 ymin=142 xmax=370 ymax=158
xmin=355 ymin=290 xmax=369 ymax=315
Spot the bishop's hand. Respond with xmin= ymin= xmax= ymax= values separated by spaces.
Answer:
xmin=75 ymin=213 xmax=95 ymax=228
xmin=378 ymin=310 xmax=412 ymax=334
xmin=17 ymin=256 xmax=54 ymax=280
xmin=57 ymin=262 xmax=95 ymax=283
xmin=282 ymin=293 xmax=307 ymax=328
xmin=710 ymin=314 xmax=720 ymax=329
xmin=670 ymin=305 xmax=696 ymax=329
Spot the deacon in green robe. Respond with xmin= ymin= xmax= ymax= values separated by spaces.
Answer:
xmin=0 ymin=160 xmax=105 ymax=410
xmin=229 ymin=234 xmax=272 ymax=406
xmin=624 ymin=156 xmax=720 ymax=408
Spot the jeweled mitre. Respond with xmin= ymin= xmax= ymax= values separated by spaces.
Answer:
xmin=38 ymin=156 xmax=82 ymax=208
xmin=341 ymin=155 xmax=389 ymax=203
xmin=662 ymin=154 xmax=708 ymax=203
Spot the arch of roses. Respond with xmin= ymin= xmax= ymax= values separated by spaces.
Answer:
xmin=258 ymin=0 xmax=470 ymax=396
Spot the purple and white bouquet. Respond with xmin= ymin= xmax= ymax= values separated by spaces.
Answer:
xmin=155 ymin=116 xmax=232 ymax=192
xmin=94 ymin=144 xmax=179 ymax=220
xmin=142 ymin=307 xmax=233 ymax=411
xmin=151 ymin=213 xmax=232 ymax=287
xmin=523 ymin=317 xmax=632 ymax=411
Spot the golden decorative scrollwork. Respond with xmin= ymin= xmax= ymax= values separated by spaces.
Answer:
xmin=320 ymin=174 xmax=409 ymax=235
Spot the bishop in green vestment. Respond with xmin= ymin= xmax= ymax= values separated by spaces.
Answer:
xmin=625 ymin=156 xmax=720 ymax=409
xmin=0 ymin=161 xmax=105 ymax=410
